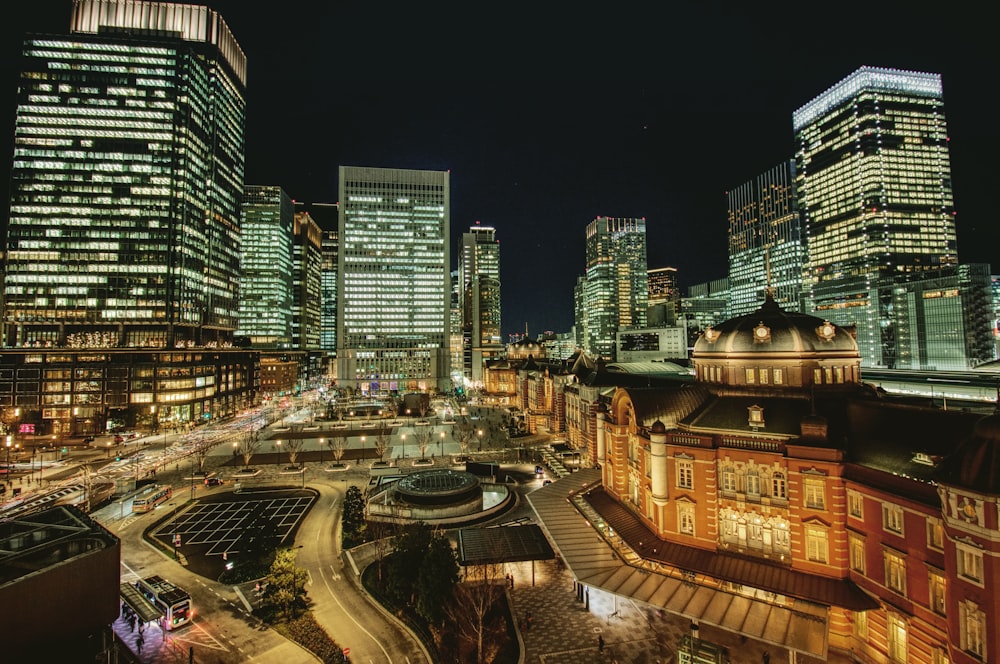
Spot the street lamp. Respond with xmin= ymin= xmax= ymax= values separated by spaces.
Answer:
xmin=477 ymin=428 xmax=483 ymax=452
xmin=360 ymin=435 xmax=366 ymax=462
xmin=439 ymin=430 xmax=445 ymax=457
xmin=4 ymin=435 xmax=12 ymax=485
xmin=276 ymin=440 xmax=282 ymax=470
xmin=319 ymin=438 xmax=324 ymax=466
xmin=400 ymin=433 xmax=406 ymax=459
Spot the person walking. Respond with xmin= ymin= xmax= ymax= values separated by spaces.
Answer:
xmin=598 ymin=635 xmax=605 ymax=652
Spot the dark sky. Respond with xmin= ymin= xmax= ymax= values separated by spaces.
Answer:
xmin=2 ymin=2 xmax=997 ymax=340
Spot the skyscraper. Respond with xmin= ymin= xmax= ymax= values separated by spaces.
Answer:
xmin=795 ymin=66 xmax=957 ymax=366
xmin=294 ymin=202 xmax=339 ymax=358
xmin=582 ymin=217 xmax=648 ymax=360
xmin=2 ymin=0 xmax=247 ymax=349
xmin=727 ymin=160 xmax=804 ymax=316
xmin=238 ymin=186 xmax=293 ymax=348
xmin=291 ymin=211 xmax=322 ymax=351
xmin=459 ymin=223 xmax=502 ymax=382
xmin=647 ymin=266 xmax=680 ymax=326
xmin=337 ymin=166 xmax=451 ymax=393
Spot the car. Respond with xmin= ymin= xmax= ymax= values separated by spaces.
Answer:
xmin=205 ymin=477 xmax=224 ymax=486
xmin=542 ymin=479 xmax=552 ymax=485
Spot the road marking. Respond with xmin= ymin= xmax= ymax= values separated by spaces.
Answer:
xmin=306 ymin=569 xmax=313 ymax=586
xmin=317 ymin=560 xmax=394 ymax=663
xmin=330 ymin=564 xmax=341 ymax=581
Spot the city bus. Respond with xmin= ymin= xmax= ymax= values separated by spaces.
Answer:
xmin=135 ymin=576 xmax=192 ymax=630
xmin=132 ymin=484 xmax=172 ymax=513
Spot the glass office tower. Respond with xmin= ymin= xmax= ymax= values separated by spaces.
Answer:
xmin=237 ymin=186 xmax=293 ymax=348
xmin=583 ymin=216 xmax=648 ymax=360
xmin=336 ymin=166 xmax=450 ymax=393
xmin=2 ymin=0 xmax=246 ymax=349
xmin=459 ymin=223 xmax=502 ymax=381
xmin=727 ymin=160 xmax=804 ymax=316
xmin=794 ymin=66 xmax=957 ymax=367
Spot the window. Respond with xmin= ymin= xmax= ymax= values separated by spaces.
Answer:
xmin=926 ymin=517 xmax=944 ymax=551
xmin=887 ymin=613 xmax=908 ymax=663
xmin=882 ymin=503 xmax=904 ymax=535
xmin=853 ymin=609 xmax=869 ymax=640
xmin=745 ymin=368 xmax=755 ymax=384
xmin=805 ymin=525 xmax=828 ymax=563
xmin=804 ymin=478 xmax=826 ymax=509
xmin=931 ymin=647 xmax=949 ymax=664
xmin=678 ymin=503 xmax=695 ymax=535
xmin=676 ymin=459 xmax=693 ymax=490
xmin=959 ymin=599 xmax=986 ymax=660
xmin=771 ymin=472 xmax=786 ymax=500
xmin=928 ymin=568 xmax=946 ymax=616
xmin=759 ymin=368 xmax=769 ymax=384
xmin=847 ymin=490 xmax=864 ymax=519
xmin=813 ymin=368 xmax=823 ymax=384
xmin=848 ymin=532 xmax=866 ymax=574
xmin=745 ymin=469 xmax=760 ymax=498
xmin=884 ymin=549 xmax=907 ymax=595
xmin=957 ymin=543 xmax=984 ymax=585
xmin=721 ymin=468 xmax=736 ymax=493
xmin=773 ymin=368 xmax=783 ymax=385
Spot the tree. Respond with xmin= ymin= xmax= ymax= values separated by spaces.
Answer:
xmin=283 ymin=438 xmax=304 ymax=468
xmin=194 ymin=437 xmax=210 ymax=472
xmin=239 ymin=431 xmax=261 ymax=468
xmin=328 ymin=436 xmax=347 ymax=466
xmin=342 ymin=485 xmax=367 ymax=547
xmin=385 ymin=522 xmax=432 ymax=605
xmin=415 ymin=426 xmax=432 ymax=460
xmin=448 ymin=560 xmax=508 ymax=664
xmin=373 ymin=423 xmax=391 ymax=462
xmin=415 ymin=533 xmax=459 ymax=625
xmin=455 ymin=419 xmax=476 ymax=457
xmin=260 ymin=547 xmax=309 ymax=621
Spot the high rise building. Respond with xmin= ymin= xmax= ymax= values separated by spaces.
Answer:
xmin=291 ymin=211 xmax=322 ymax=351
xmin=647 ymin=266 xmax=680 ymax=326
xmin=727 ymin=160 xmax=805 ymax=316
xmin=2 ymin=0 xmax=247 ymax=350
xmin=795 ymin=66 xmax=958 ymax=366
xmin=295 ymin=202 xmax=339 ymax=357
xmin=238 ymin=186 xmax=293 ymax=348
xmin=459 ymin=223 xmax=502 ymax=381
xmin=582 ymin=217 xmax=648 ymax=360
xmin=337 ymin=166 xmax=450 ymax=393
xmin=0 ymin=0 xmax=256 ymax=437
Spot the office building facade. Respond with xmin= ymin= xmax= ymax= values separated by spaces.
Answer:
xmin=0 ymin=0 xmax=256 ymax=435
xmin=294 ymin=202 xmax=339 ymax=357
xmin=336 ymin=166 xmax=450 ymax=393
xmin=727 ymin=160 xmax=804 ymax=316
xmin=291 ymin=211 xmax=322 ymax=351
xmin=795 ymin=66 xmax=958 ymax=367
xmin=238 ymin=186 xmax=293 ymax=348
xmin=647 ymin=266 xmax=680 ymax=326
xmin=3 ymin=0 xmax=247 ymax=350
xmin=582 ymin=217 xmax=648 ymax=360
xmin=459 ymin=223 xmax=502 ymax=382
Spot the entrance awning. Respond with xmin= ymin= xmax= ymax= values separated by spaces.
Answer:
xmin=457 ymin=523 xmax=554 ymax=566
xmin=120 ymin=582 xmax=162 ymax=624
xmin=527 ymin=469 xmax=831 ymax=660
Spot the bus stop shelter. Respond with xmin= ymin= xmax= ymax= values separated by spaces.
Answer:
xmin=119 ymin=582 xmax=162 ymax=624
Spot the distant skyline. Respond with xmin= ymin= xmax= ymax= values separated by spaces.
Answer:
xmin=2 ymin=2 xmax=996 ymax=339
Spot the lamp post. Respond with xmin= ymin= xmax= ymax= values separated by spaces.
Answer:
xmin=319 ymin=438 xmax=324 ymax=466
xmin=477 ymin=428 xmax=483 ymax=452
xmin=276 ymin=440 xmax=282 ymax=471
xmin=4 ymin=435 xmax=12 ymax=485
xmin=439 ymin=430 xmax=445 ymax=457
xmin=400 ymin=433 xmax=405 ymax=459
xmin=360 ymin=435 xmax=366 ymax=462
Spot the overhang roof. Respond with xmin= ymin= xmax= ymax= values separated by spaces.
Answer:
xmin=457 ymin=523 xmax=554 ymax=566
xmin=527 ymin=469 xmax=861 ymax=660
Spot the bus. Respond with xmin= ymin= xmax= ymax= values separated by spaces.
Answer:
xmin=132 ymin=485 xmax=172 ymax=513
xmin=135 ymin=575 xmax=192 ymax=630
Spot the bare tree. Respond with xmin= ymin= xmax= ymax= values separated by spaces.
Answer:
xmin=239 ymin=432 xmax=261 ymax=468
xmin=194 ymin=436 xmax=211 ymax=472
xmin=415 ymin=427 xmax=432 ymax=460
xmin=448 ymin=560 xmax=508 ymax=664
xmin=367 ymin=510 xmax=401 ymax=582
xmin=283 ymin=438 xmax=305 ymax=468
xmin=373 ymin=424 xmax=391 ymax=462
xmin=455 ymin=419 xmax=476 ymax=457
xmin=328 ymin=436 xmax=347 ymax=466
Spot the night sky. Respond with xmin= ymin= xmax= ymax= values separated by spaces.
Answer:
xmin=2 ymin=2 xmax=996 ymax=340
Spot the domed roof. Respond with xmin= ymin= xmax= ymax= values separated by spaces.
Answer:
xmin=693 ymin=293 xmax=858 ymax=356
xmin=936 ymin=410 xmax=1000 ymax=493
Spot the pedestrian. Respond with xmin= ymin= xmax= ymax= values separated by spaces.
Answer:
xmin=762 ymin=652 xmax=770 ymax=664
xmin=509 ymin=574 xmax=514 ymax=589
xmin=598 ymin=635 xmax=605 ymax=652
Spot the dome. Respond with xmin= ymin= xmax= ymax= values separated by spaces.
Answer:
xmin=693 ymin=293 xmax=858 ymax=356
xmin=936 ymin=410 xmax=1000 ymax=493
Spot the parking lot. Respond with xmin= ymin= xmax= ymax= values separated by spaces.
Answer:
xmin=150 ymin=487 xmax=316 ymax=578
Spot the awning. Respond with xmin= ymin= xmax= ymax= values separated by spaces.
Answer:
xmin=120 ymin=583 xmax=163 ymax=624
xmin=527 ymin=469 xmax=831 ymax=660
xmin=457 ymin=523 xmax=554 ymax=566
